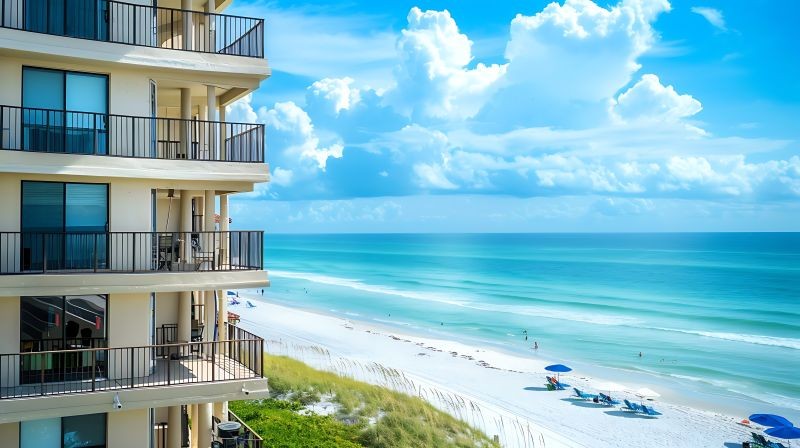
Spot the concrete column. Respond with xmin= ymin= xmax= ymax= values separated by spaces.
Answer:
xmin=219 ymin=194 xmax=229 ymax=267
xmin=167 ymin=406 xmax=182 ymax=448
xmin=207 ymin=85 xmax=217 ymax=160
xmin=198 ymin=102 xmax=207 ymax=159
xmin=181 ymin=0 xmax=193 ymax=51
xmin=178 ymin=292 xmax=191 ymax=343
xmin=218 ymin=102 xmax=227 ymax=160
xmin=204 ymin=290 xmax=216 ymax=343
xmin=180 ymin=88 xmax=191 ymax=159
xmin=190 ymin=404 xmax=199 ymax=448
xmin=213 ymin=401 xmax=228 ymax=421
xmin=180 ymin=190 xmax=193 ymax=261
xmin=197 ymin=403 xmax=213 ymax=448
xmin=205 ymin=0 xmax=215 ymax=52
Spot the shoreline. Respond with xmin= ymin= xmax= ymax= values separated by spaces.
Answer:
xmin=231 ymin=293 xmax=763 ymax=448
xmin=241 ymin=289 xmax=795 ymax=421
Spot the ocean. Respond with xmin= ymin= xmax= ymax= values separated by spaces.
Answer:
xmin=253 ymin=233 xmax=800 ymax=418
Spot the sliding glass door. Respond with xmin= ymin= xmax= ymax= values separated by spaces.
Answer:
xmin=21 ymin=181 xmax=108 ymax=271
xmin=20 ymin=295 xmax=108 ymax=384
xmin=22 ymin=67 xmax=108 ymax=155
xmin=23 ymin=0 xmax=109 ymax=41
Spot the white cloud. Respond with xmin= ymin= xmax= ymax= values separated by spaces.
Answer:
xmin=501 ymin=0 xmax=671 ymax=104
xmin=691 ymin=6 xmax=727 ymax=31
xmin=610 ymin=74 xmax=703 ymax=123
xmin=264 ymin=101 xmax=343 ymax=170
xmin=226 ymin=94 xmax=260 ymax=123
xmin=229 ymin=1 xmax=800 ymax=212
xmin=307 ymin=77 xmax=362 ymax=115
xmin=271 ymin=167 xmax=294 ymax=187
xmin=387 ymin=7 xmax=506 ymax=119
xmin=413 ymin=163 xmax=458 ymax=189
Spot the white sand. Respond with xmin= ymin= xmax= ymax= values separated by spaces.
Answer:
xmin=232 ymin=298 xmax=759 ymax=448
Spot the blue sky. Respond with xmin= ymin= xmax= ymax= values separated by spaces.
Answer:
xmin=226 ymin=0 xmax=800 ymax=233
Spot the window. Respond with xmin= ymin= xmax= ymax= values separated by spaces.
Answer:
xmin=23 ymin=0 xmax=108 ymax=41
xmin=20 ymin=414 xmax=107 ymax=448
xmin=22 ymin=67 xmax=108 ymax=154
xmin=21 ymin=181 xmax=108 ymax=271
xmin=20 ymin=295 xmax=108 ymax=384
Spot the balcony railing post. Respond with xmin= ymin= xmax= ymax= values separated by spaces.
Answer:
xmin=167 ymin=350 xmax=171 ymax=385
xmin=91 ymin=350 xmax=97 ymax=392
xmin=39 ymin=352 xmax=45 ymax=395
xmin=211 ymin=340 xmax=216 ymax=381
xmin=130 ymin=347 xmax=135 ymax=388
xmin=94 ymin=233 xmax=98 ymax=272
xmin=132 ymin=233 xmax=137 ymax=272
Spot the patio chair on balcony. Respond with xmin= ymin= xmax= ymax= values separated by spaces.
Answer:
xmin=157 ymin=234 xmax=179 ymax=271
xmin=191 ymin=235 xmax=215 ymax=271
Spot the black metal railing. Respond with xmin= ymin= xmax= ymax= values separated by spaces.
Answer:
xmin=0 ymin=230 xmax=264 ymax=274
xmin=0 ymin=331 xmax=264 ymax=399
xmin=0 ymin=0 xmax=264 ymax=58
xmin=0 ymin=105 xmax=265 ymax=162
xmin=213 ymin=410 xmax=264 ymax=448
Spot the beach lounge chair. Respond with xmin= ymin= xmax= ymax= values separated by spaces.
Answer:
xmin=623 ymin=399 xmax=642 ymax=412
xmin=641 ymin=404 xmax=661 ymax=416
xmin=246 ymin=301 xmax=256 ymax=308
xmin=751 ymin=433 xmax=787 ymax=448
xmin=574 ymin=388 xmax=599 ymax=401
xmin=598 ymin=393 xmax=620 ymax=406
xmin=547 ymin=376 xmax=570 ymax=390
xmin=545 ymin=383 xmax=556 ymax=391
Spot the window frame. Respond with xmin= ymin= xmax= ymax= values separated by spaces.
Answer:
xmin=19 ymin=413 xmax=108 ymax=448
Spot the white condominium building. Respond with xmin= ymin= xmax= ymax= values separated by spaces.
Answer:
xmin=0 ymin=0 xmax=271 ymax=446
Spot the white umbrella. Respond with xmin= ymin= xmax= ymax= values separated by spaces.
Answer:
xmin=636 ymin=387 xmax=660 ymax=400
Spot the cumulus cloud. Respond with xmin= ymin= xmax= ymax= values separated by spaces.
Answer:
xmin=228 ymin=0 xmax=799 ymax=210
xmin=691 ymin=6 xmax=726 ymax=31
xmin=498 ymin=0 xmax=670 ymax=108
xmin=307 ymin=77 xmax=362 ymax=115
xmin=610 ymin=74 xmax=703 ymax=123
xmin=386 ymin=7 xmax=506 ymax=120
xmin=264 ymin=101 xmax=343 ymax=171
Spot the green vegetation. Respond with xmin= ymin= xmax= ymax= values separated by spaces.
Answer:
xmin=230 ymin=354 xmax=499 ymax=448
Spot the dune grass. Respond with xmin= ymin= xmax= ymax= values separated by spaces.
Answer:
xmin=230 ymin=354 xmax=500 ymax=448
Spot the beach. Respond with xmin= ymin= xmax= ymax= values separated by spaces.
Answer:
xmin=232 ymin=297 xmax=760 ymax=448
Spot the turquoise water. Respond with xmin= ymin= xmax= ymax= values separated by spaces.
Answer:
xmin=257 ymin=233 xmax=800 ymax=417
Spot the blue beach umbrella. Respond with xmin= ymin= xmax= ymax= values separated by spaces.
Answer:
xmin=545 ymin=364 xmax=572 ymax=381
xmin=765 ymin=426 xmax=800 ymax=446
xmin=750 ymin=414 xmax=794 ymax=428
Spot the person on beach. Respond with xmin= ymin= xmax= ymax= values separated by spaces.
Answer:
xmin=638 ymin=351 xmax=643 ymax=358
xmin=523 ymin=329 xmax=528 ymax=341
xmin=534 ymin=341 xmax=539 ymax=350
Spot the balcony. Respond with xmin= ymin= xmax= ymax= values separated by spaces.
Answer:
xmin=0 ymin=230 xmax=263 ymax=275
xmin=0 ymin=0 xmax=264 ymax=58
xmin=0 ymin=105 xmax=265 ymax=163
xmin=0 ymin=324 xmax=263 ymax=400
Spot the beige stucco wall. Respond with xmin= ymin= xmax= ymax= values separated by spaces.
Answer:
xmin=0 ymin=422 xmax=20 ymax=446
xmin=156 ymin=291 xmax=180 ymax=328
xmin=108 ymin=408 xmax=150 ymax=448
xmin=108 ymin=292 xmax=151 ymax=380
xmin=0 ymin=297 xmax=20 ymax=389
